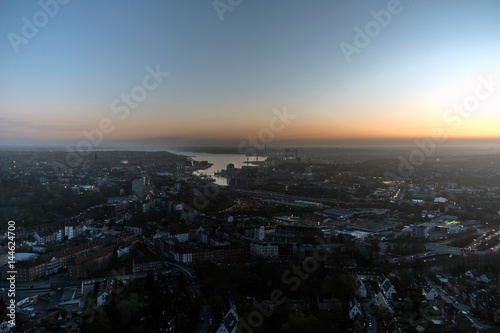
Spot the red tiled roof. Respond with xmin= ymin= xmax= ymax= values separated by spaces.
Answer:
xmin=56 ymin=239 xmax=102 ymax=258
xmin=70 ymin=247 xmax=113 ymax=266
xmin=17 ymin=257 xmax=45 ymax=268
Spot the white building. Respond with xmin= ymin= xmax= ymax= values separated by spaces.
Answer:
xmin=172 ymin=232 xmax=189 ymax=243
xmin=65 ymin=225 xmax=78 ymax=240
xmin=411 ymin=225 xmax=430 ymax=239
xmin=348 ymin=298 xmax=363 ymax=320
xmin=55 ymin=228 xmax=64 ymax=242
xmin=173 ymin=251 xmax=192 ymax=264
xmin=97 ymin=292 xmax=109 ymax=307
xmin=216 ymin=301 xmax=238 ymax=333
xmin=374 ymin=292 xmax=394 ymax=313
xmin=422 ymin=283 xmax=439 ymax=301
xmin=117 ymin=246 xmax=130 ymax=258
xmin=250 ymin=242 xmax=278 ymax=258
xmin=355 ymin=276 xmax=368 ymax=299
xmin=378 ymin=275 xmax=396 ymax=300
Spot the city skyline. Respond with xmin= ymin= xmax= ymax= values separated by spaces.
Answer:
xmin=2 ymin=0 xmax=500 ymax=148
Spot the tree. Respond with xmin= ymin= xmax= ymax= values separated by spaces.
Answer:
xmin=335 ymin=274 xmax=356 ymax=302
xmin=320 ymin=275 xmax=334 ymax=294
xmin=355 ymin=186 xmax=371 ymax=198
xmin=92 ymin=310 xmax=112 ymax=333
xmin=0 ymin=298 xmax=5 ymax=316
xmin=280 ymin=312 xmax=322 ymax=333
xmin=145 ymin=271 xmax=155 ymax=289
xmin=94 ymin=281 xmax=100 ymax=297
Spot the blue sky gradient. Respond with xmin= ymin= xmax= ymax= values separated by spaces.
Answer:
xmin=1 ymin=0 xmax=500 ymax=147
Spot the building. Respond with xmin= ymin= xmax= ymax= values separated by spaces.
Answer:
xmin=452 ymin=312 xmax=472 ymax=330
xmin=465 ymin=269 xmax=480 ymax=279
xmin=374 ymin=292 xmax=394 ymax=313
xmin=354 ymin=268 xmax=383 ymax=281
xmin=132 ymin=256 xmax=163 ymax=273
xmin=56 ymin=239 xmax=103 ymax=270
xmin=354 ymin=276 xmax=368 ymax=298
xmin=470 ymin=289 xmax=495 ymax=309
xmin=250 ymin=242 xmax=278 ymax=258
xmin=16 ymin=257 xmax=46 ymax=282
xmin=478 ymin=272 xmax=496 ymax=284
xmin=217 ymin=301 xmax=238 ymax=333
xmin=422 ymin=283 xmax=439 ymax=301
xmin=68 ymin=247 xmax=113 ymax=279
xmin=411 ymin=225 xmax=430 ymax=239
xmin=97 ymin=291 xmax=109 ymax=307
xmin=167 ymin=231 xmax=189 ymax=243
xmin=170 ymin=243 xmax=245 ymax=265
xmin=349 ymin=298 xmax=363 ymax=320
xmin=64 ymin=225 xmax=80 ymax=240
xmin=46 ymin=256 xmax=59 ymax=275
xmin=33 ymin=230 xmax=56 ymax=245
xmin=378 ymin=275 xmax=396 ymax=301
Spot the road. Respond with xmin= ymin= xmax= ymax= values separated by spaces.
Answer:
xmin=195 ymin=304 xmax=212 ymax=333
xmin=361 ymin=300 xmax=377 ymax=333
xmin=470 ymin=229 xmax=500 ymax=250
xmin=163 ymin=259 xmax=193 ymax=279
xmin=361 ymin=284 xmax=378 ymax=333
xmin=395 ymin=244 xmax=488 ymax=263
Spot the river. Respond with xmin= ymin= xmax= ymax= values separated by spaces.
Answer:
xmin=174 ymin=151 xmax=251 ymax=186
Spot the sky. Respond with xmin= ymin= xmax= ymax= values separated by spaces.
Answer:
xmin=1 ymin=0 xmax=500 ymax=149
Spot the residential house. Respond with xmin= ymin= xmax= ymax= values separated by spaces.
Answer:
xmin=68 ymin=247 xmax=113 ymax=279
xmin=250 ymin=242 xmax=279 ymax=258
xmin=451 ymin=312 xmax=472 ymax=330
xmin=352 ymin=314 xmax=365 ymax=333
xmin=464 ymin=269 xmax=480 ymax=279
xmin=478 ymin=272 xmax=496 ymax=284
xmin=349 ymin=298 xmax=363 ymax=320
xmin=17 ymin=257 xmax=46 ymax=282
xmin=374 ymin=292 xmax=394 ymax=313
xmin=470 ymin=289 xmax=495 ymax=309
xmin=354 ymin=268 xmax=382 ymax=281
xmin=132 ymin=255 xmax=163 ymax=273
xmin=170 ymin=243 xmax=245 ymax=265
xmin=478 ymin=299 xmax=498 ymax=318
xmin=56 ymin=239 xmax=103 ymax=270
xmin=378 ymin=275 xmax=396 ymax=300
xmin=34 ymin=230 xmax=55 ymax=245
xmin=45 ymin=257 xmax=59 ymax=275
xmin=354 ymin=276 xmax=368 ymax=299
xmin=494 ymin=309 xmax=500 ymax=324
xmin=442 ymin=304 xmax=457 ymax=323
xmin=97 ymin=292 xmax=109 ymax=307
xmin=216 ymin=301 xmax=238 ymax=333
xmin=422 ymin=283 xmax=439 ymax=301
xmin=383 ymin=312 xmax=402 ymax=333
